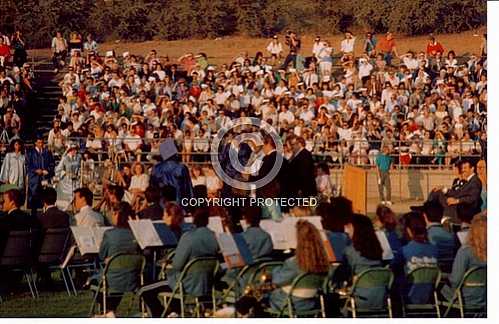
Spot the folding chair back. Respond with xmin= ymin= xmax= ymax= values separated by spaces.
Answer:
xmin=104 ymin=253 xmax=146 ymax=294
xmin=0 ymin=230 xmax=37 ymax=267
xmin=178 ymin=256 xmax=219 ymax=297
xmin=406 ymin=266 xmax=441 ymax=304
xmin=460 ymin=266 xmax=486 ymax=309
xmin=286 ymin=272 xmax=328 ymax=317
xmin=349 ymin=267 xmax=394 ymax=317
xmin=247 ymin=261 xmax=284 ymax=287
xmin=38 ymin=228 xmax=71 ymax=264
xmin=404 ymin=266 xmax=442 ymax=317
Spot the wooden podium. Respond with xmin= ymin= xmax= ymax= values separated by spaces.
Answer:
xmin=342 ymin=164 xmax=367 ymax=214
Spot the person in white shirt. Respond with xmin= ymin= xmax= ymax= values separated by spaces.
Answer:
xmin=51 ymin=31 xmax=68 ymax=72
xmin=266 ymin=35 xmax=283 ymax=63
xmin=73 ymin=187 xmax=104 ymax=226
xmin=312 ymin=36 xmax=324 ymax=59
xmin=358 ymin=56 xmax=374 ymax=85
xmin=340 ymin=31 xmax=356 ymax=55
xmin=399 ymin=51 xmax=419 ymax=71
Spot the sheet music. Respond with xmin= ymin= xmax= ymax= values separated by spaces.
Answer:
xmin=375 ymin=230 xmax=394 ymax=260
xmin=184 ymin=216 xmax=225 ymax=233
xmin=216 ymin=232 xmax=245 ymax=269
xmin=259 ymin=220 xmax=290 ymax=250
xmin=70 ymin=226 xmax=112 ymax=255
xmin=128 ymin=219 xmax=163 ymax=249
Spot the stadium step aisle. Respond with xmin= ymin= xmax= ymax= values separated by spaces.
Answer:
xmin=32 ymin=59 xmax=62 ymax=140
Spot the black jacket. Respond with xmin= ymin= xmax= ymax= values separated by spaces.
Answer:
xmin=38 ymin=206 xmax=70 ymax=230
xmin=287 ymin=148 xmax=317 ymax=198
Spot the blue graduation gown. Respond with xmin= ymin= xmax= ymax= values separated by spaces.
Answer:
xmin=150 ymin=158 xmax=193 ymax=204
xmin=25 ymin=147 xmax=55 ymax=209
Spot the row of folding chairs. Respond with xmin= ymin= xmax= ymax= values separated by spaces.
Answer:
xmin=0 ymin=228 xmax=98 ymax=300
xmin=89 ymin=252 xmax=485 ymax=318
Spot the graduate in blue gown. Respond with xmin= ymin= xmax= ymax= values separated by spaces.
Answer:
xmin=25 ymin=135 xmax=55 ymax=215
xmin=150 ymin=138 xmax=193 ymax=204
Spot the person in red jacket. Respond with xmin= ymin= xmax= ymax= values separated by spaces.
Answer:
xmin=426 ymin=36 xmax=445 ymax=57
xmin=0 ymin=37 xmax=11 ymax=66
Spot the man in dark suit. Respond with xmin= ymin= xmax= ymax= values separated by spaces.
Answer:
xmin=0 ymin=189 xmax=40 ymax=251
xmin=248 ymin=133 xmax=288 ymax=220
xmin=426 ymin=160 xmax=482 ymax=223
xmin=287 ymin=136 xmax=317 ymax=198
xmin=138 ymin=186 xmax=163 ymax=221
xmin=38 ymin=187 xmax=69 ymax=230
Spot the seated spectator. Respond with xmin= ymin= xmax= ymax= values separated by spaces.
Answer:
xmin=95 ymin=202 xmax=140 ymax=318
xmin=73 ymin=187 xmax=104 ymax=226
xmin=38 ymin=187 xmax=69 ymax=230
xmin=269 ymin=220 xmax=329 ymax=313
xmin=139 ymin=207 xmax=219 ymax=317
xmin=441 ymin=213 xmax=486 ymax=307
xmin=137 ymin=186 xmax=163 ymax=221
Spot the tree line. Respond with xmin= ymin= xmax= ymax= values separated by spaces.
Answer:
xmin=1 ymin=0 xmax=486 ymax=48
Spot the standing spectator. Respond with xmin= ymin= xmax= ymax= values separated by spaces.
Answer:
xmin=0 ymin=37 xmax=10 ymax=67
xmin=51 ymin=31 xmax=68 ymax=73
xmin=317 ymin=40 xmax=333 ymax=79
xmin=376 ymin=146 xmax=393 ymax=206
xmin=266 ymin=35 xmax=283 ymax=64
xmin=312 ymin=36 xmax=324 ymax=59
xmin=376 ymin=32 xmax=398 ymax=66
xmin=11 ymin=31 xmax=27 ymax=68
xmin=26 ymin=135 xmax=55 ymax=216
xmin=426 ymin=36 xmax=445 ymax=57
xmin=0 ymin=139 xmax=26 ymax=191
xmin=288 ymin=136 xmax=317 ymax=198
xmin=340 ymin=31 xmax=356 ymax=56
xmin=281 ymin=31 xmax=301 ymax=69
xmin=363 ymin=32 xmax=377 ymax=57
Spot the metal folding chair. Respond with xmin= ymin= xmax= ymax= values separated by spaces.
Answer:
xmin=402 ymin=266 xmax=442 ymax=317
xmin=441 ymin=265 xmax=486 ymax=318
xmin=89 ymin=253 xmax=146 ymax=316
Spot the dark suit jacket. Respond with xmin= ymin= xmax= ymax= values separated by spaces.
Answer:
xmin=287 ymin=148 xmax=317 ymax=197
xmin=251 ymin=150 xmax=288 ymax=198
xmin=447 ymin=174 xmax=482 ymax=214
xmin=138 ymin=203 xmax=163 ymax=221
xmin=38 ymin=206 xmax=70 ymax=230
xmin=0 ymin=208 xmax=40 ymax=253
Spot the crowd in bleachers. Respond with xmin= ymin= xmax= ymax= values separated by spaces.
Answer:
xmin=0 ymin=29 xmax=488 ymax=318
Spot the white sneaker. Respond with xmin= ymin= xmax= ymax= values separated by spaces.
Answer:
xmin=385 ymin=201 xmax=393 ymax=206
xmin=53 ymin=68 xmax=58 ymax=73
xmin=167 ymin=312 xmax=178 ymax=318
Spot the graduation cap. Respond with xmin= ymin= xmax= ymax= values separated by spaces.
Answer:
xmin=160 ymin=138 xmax=178 ymax=160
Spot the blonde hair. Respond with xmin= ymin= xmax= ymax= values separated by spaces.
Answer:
xmin=295 ymin=220 xmax=329 ymax=274
xmin=476 ymin=159 xmax=486 ymax=190
xmin=468 ymin=213 xmax=487 ymax=262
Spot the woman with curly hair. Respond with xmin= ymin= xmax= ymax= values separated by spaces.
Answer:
xmin=269 ymin=220 xmax=329 ymax=313
xmin=442 ymin=212 xmax=486 ymax=306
